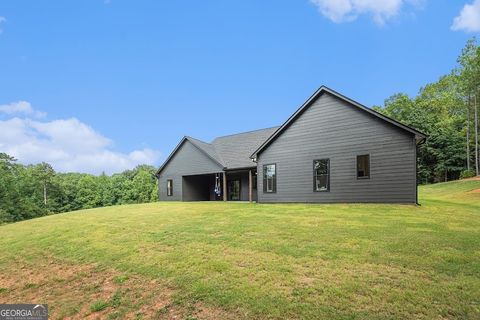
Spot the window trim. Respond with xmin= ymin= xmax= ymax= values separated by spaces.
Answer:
xmin=263 ymin=163 xmax=277 ymax=194
xmin=166 ymin=179 xmax=173 ymax=196
xmin=313 ymin=159 xmax=330 ymax=192
xmin=356 ymin=154 xmax=370 ymax=180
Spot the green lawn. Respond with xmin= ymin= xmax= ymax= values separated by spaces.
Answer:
xmin=0 ymin=180 xmax=479 ymax=319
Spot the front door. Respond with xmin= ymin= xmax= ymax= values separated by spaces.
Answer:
xmin=228 ymin=179 xmax=241 ymax=201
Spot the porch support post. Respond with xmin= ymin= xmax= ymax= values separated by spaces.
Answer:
xmin=248 ymin=170 xmax=253 ymax=203
xmin=223 ymin=172 xmax=227 ymax=201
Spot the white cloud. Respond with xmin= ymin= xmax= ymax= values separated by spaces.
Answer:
xmin=452 ymin=0 xmax=480 ymax=32
xmin=309 ymin=0 xmax=421 ymax=25
xmin=0 ymin=104 xmax=161 ymax=174
xmin=0 ymin=101 xmax=47 ymax=118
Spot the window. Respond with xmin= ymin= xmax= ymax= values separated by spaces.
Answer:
xmin=167 ymin=179 xmax=173 ymax=196
xmin=263 ymin=164 xmax=276 ymax=193
xmin=357 ymin=154 xmax=370 ymax=179
xmin=314 ymin=159 xmax=330 ymax=192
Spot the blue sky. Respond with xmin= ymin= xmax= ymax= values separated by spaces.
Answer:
xmin=0 ymin=0 xmax=479 ymax=174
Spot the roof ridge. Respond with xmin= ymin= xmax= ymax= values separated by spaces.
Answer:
xmin=211 ymin=126 xmax=280 ymax=142
xmin=185 ymin=135 xmax=211 ymax=145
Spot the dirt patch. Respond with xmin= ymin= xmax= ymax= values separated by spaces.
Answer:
xmin=192 ymin=303 xmax=239 ymax=320
xmin=469 ymin=188 xmax=480 ymax=193
xmin=127 ymin=285 xmax=175 ymax=319
xmin=463 ymin=176 xmax=480 ymax=181
xmin=0 ymin=258 xmax=177 ymax=319
xmin=0 ymin=257 xmax=240 ymax=319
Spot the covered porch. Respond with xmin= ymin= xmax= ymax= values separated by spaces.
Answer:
xmin=182 ymin=168 xmax=257 ymax=202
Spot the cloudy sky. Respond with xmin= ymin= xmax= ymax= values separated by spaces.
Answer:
xmin=0 ymin=0 xmax=479 ymax=174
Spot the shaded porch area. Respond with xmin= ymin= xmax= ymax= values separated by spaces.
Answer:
xmin=182 ymin=169 xmax=257 ymax=202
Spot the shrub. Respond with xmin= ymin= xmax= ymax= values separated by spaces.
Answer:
xmin=460 ymin=169 xmax=476 ymax=179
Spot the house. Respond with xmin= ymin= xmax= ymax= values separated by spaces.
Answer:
xmin=156 ymin=86 xmax=426 ymax=203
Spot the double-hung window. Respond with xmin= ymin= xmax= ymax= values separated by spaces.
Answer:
xmin=263 ymin=164 xmax=276 ymax=193
xmin=314 ymin=159 xmax=330 ymax=192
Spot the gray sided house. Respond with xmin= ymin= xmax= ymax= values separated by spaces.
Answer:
xmin=156 ymin=86 xmax=426 ymax=203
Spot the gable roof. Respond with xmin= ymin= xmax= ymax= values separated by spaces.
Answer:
xmin=156 ymin=136 xmax=224 ymax=176
xmin=156 ymin=127 xmax=279 ymax=175
xmin=250 ymin=86 xmax=427 ymax=159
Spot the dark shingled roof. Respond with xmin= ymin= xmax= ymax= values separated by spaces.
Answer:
xmin=211 ymin=127 xmax=279 ymax=169
xmin=157 ymin=127 xmax=279 ymax=174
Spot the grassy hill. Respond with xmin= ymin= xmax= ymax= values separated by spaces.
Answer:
xmin=0 ymin=179 xmax=479 ymax=319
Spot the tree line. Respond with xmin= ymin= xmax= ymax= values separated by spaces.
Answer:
xmin=374 ymin=38 xmax=480 ymax=183
xmin=0 ymin=152 xmax=158 ymax=224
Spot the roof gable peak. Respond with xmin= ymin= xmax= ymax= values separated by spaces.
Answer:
xmin=250 ymin=85 xmax=426 ymax=159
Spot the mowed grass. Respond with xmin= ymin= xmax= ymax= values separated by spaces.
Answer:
xmin=1 ymin=180 xmax=479 ymax=319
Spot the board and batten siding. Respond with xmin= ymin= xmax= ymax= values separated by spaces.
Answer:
xmin=257 ymin=92 xmax=417 ymax=203
xmin=158 ymin=140 xmax=223 ymax=201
